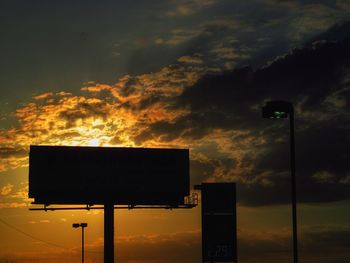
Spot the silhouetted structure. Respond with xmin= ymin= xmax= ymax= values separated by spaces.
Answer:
xmin=195 ymin=183 xmax=237 ymax=263
xmin=29 ymin=145 xmax=191 ymax=263
xmin=72 ymin=223 xmax=88 ymax=263
xmin=262 ymin=101 xmax=298 ymax=263
xmin=29 ymin=145 xmax=189 ymax=205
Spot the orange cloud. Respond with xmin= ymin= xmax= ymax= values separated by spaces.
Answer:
xmin=0 ymin=65 xmax=206 ymax=173
xmin=0 ymin=202 xmax=28 ymax=208
xmin=178 ymin=55 xmax=204 ymax=64
xmin=33 ymin=92 xmax=53 ymax=100
xmin=0 ymin=183 xmax=13 ymax=196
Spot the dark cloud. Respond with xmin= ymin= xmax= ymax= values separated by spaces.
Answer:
xmin=59 ymin=100 xmax=109 ymax=128
xmin=256 ymin=42 xmax=350 ymax=106
xmin=136 ymin=66 xmax=260 ymax=142
xmin=136 ymin=32 xmax=350 ymax=205
xmin=308 ymin=18 xmax=350 ymax=44
xmin=190 ymin=159 xmax=216 ymax=182
xmin=140 ymin=37 xmax=350 ymax=139
xmin=178 ymin=66 xmax=255 ymax=114
xmin=238 ymin=118 xmax=349 ymax=206
xmin=0 ymin=147 xmax=27 ymax=159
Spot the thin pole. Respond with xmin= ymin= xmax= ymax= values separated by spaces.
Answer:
xmin=289 ymin=110 xmax=298 ymax=263
xmin=104 ymin=203 xmax=114 ymax=263
xmin=82 ymin=226 xmax=85 ymax=263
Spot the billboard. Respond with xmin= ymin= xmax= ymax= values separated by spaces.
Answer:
xmin=200 ymin=183 xmax=237 ymax=262
xmin=29 ymin=145 xmax=189 ymax=205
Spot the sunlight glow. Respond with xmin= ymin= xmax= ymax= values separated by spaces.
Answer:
xmin=87 ymin=138 xmax=100 ymax=146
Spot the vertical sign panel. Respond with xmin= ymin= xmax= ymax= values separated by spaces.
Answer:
xmin=201 ymin=183 xmax=237 ymax=262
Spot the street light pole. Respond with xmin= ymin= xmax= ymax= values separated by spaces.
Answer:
xmin=82 ymin=224 xmax=85 ymax=263
xmin=289 ymin=108 xmax=298 ymax=263
xmin=262 ymin=101 xmax=298 ymax=263
xmin=73 ymin=223 xmax=88 ymax=263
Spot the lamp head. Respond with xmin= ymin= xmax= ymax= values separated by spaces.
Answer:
xmin=262 ymin=101 xmax=293 ymax=119
xmin=72 ymin=223 xmax=80 ymax=228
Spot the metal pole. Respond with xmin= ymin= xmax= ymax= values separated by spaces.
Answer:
xmin=104 ymin=203 xmax=114 ymax=263
xmin=289 ymin=109 xmax=298 ymax=263
xmin=82 ymin=225 xmax=85 ymax=263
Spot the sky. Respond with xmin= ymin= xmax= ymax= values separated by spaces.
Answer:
xmin=0 ymin=0 xmax=350 ymax=262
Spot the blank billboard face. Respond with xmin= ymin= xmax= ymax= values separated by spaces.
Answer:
xmin=29 ymin=146 xmax=189 ymax=205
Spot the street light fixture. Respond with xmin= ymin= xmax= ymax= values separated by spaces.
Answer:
xmin=262 ymin=100 xmax=298 ymax=263
xmin=73 ymin=223 xmax=88 ymax=263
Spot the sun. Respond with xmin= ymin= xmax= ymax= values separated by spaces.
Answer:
xmin=87 ymin=138 xmax=100 ymax=146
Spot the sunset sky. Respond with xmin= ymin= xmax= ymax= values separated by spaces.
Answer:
xmin=1 ymin=1 xmax=350 ymax=262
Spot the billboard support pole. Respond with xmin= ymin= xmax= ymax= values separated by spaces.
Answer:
xmin=104 ymin=203 xmax=114 ymax=263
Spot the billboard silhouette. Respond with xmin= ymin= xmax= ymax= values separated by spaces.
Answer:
xmin=199 ymin=183 xmax=237 ymax=262
xmin=29 ymin=145 xmax=189 ymax=205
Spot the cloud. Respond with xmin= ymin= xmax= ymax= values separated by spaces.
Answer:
xmin=211 ymin=46 xmax=240 ymax=60
xmin=136 ymin=38 xmax=350 ymax=205
xmin=56 ymin=91 xmax=72 ymax=97
xmin=177 ymin=55 xmax=204 ymax=64
xmin=1 ymin=25 xmax=350 ymax=207
xmin=3 ymin=225 xmax=349 ymax=263
xmin=262 ymin=0 xmax=300 ymax=8
xmin=0 ymin=147 xmax=27 ymax=159
xmin=203 ymin=18 xmax=245 ymax=31
xmin=9 ymin=183 xmax=29 ymax=200
xmin=58 ymin=98 xmax=111 ymax=128
xmin=0 ymin=202 xmax=28 ymax=209
xmin=166 ymin=0 xmax=215 ymax=17
xmin=156 ymin=29 xmax=201 ymax=46
xmin=0 ymin=183 xmax=13 ymax=196
xmin=0 ymin=250 xmax=78 ymax=263
xmin=0 ymin=147 xmax=28 ymax=172
xmin=0 ymin=182 xmax=30 ymax=208
xmin=33 ymin=92 xmax=53 ymax=100
xmin=312 ymin=170 xmax=335 ymax=183
xmin=339 ymin=175 xmax=350 ymax=184
xmin=151 ymin=16 xmax=255 ymax=69
xmin=337 ymin=0 xmax=350 ymax=11
xmin=288 ymin=4 xmax=342 ymax=42
xmin=0 ymin=64 xmax=206 ymax=173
